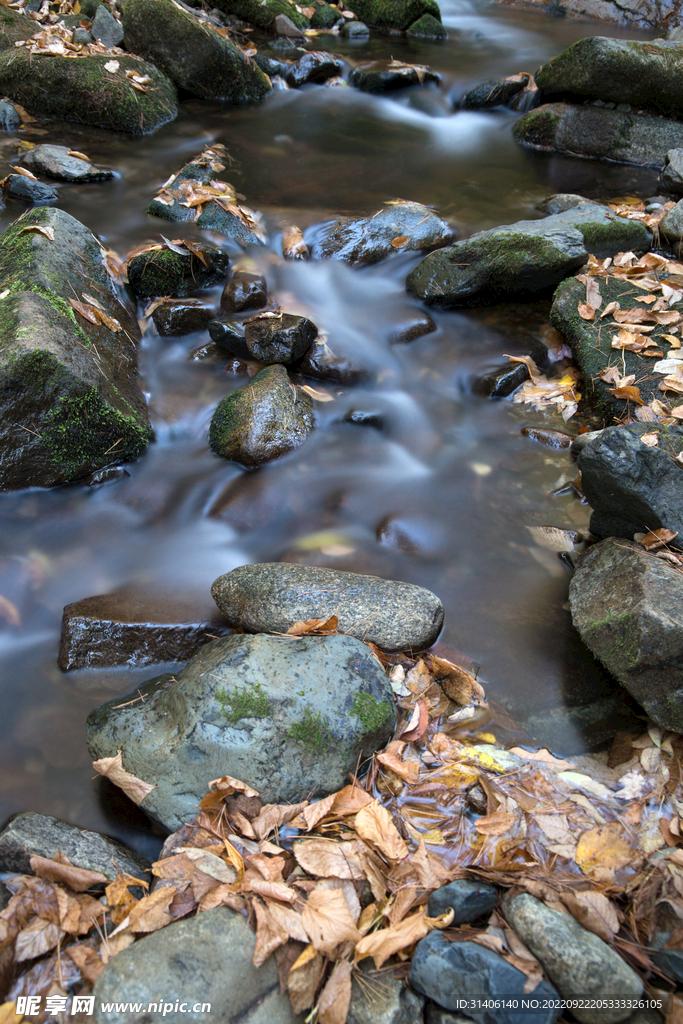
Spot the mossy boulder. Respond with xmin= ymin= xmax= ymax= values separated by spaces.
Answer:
xmin=514 ymin=102 xmax=683 ymax=168
xmin=406 ymin=201 xmax=651 ymax=307
xmin=0 ymin=50 xmax=177 ymax=135
xmin=0 ymin=207 xmax=152 ymax=490
xmin=344 ymin=0 xmax=441 ymax=29
xmin=406 ymin=13 xmax=447 ymax=38
xmin=209 ymin=363 xmax=313 ymax=467
xmin=536 ymin=37 xmax=683 ymax=118
xmin=123 ymin=0 xmax=271 ymax=103
xmin=86 ymin=632 xmax=396 ymax=830
xmin=212 ymin=0 xmax=310 ymax=30
xmin=310 ymin=1 xmax=339 ymax=27
xmin=127 ymin=243 xmax=229 ymax=299
xmin=0 ymin=7 xmax=35 ymax=50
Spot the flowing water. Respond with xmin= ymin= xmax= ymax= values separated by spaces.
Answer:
xmin=0 ymin=0 xmax=660 ymax=859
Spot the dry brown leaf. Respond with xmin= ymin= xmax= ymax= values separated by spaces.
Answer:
xmin=355 ymin=800 xmax=409 ymax=862
xmin=69 ymin=298 xmax=99 ymax=324
xmin=286 ymin=616 xmax=338 ymax=636
xmin=508 ymin=748 xmax=575 ymax=772
xmin=640 ymin=528 xmax=678 ymax=550
xmin=10 ymin=165 xmax=38 ymax=180
xmin=578 ymin=302 xmax=596 ymax=321
xmin=301 ymin=888 xmax=361 ymax=956
xmin=294 ymin=839 xmax=365 ymax=880
xmin=0 ymin=1004 xmax=22 ymax=1024
xmin=299 ymin=384 xmax=335 ymax=402
xmin=355 ymin=907 xmax=451 ymax=967
xmin=377 ymin=742 xmax=420 ymax=784
xmin=391 ymin=236 xmax=410 ymax=248
xmin=318 ymin=960 xmax=353 ymax=1024
xmin=640 ymin=432 xmax=660 ymax=446
xmin=575 ymin=823 xmax=632 ymax=877
xmin=607 ymin=385 xmax=644 ymax=406
xmin=19 ymin=224 xmax=54 ymax=241
xmin=91 ymin=751 xmax=155 ymax=805
xmin=252 ymin=898 xmax=289 ymax=966
xmin=474 ymin=812 xmax=518 ymax=836
xmin=562 ymin=890 xmax=619 ymax=942
xmin=15 ymin=917 xmax=64 ymax=962
xmin=66 ymin=942 xmax=104 ymax=982
xmin=29 ymin=854 xmax=108 ymax=892
xmin=287 ymin=945 xmax=325 ymax=1014
xmin=430 ymin=656 xmax=486 ymax=706
xmin=110 ymin=888 xmax=174 ymax=936
xmin=282 ymin=225 xmax=309 ymax=260
xmin=251 ymin=802 xmax=308 ymax=841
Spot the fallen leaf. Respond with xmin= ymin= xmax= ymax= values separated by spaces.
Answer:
xmin=19 ymin=224 xmax=54 ymax=240
xmin=301 ymin=888 xmax=361 ymax=956
xmin=474 ymin=812 xmax=518 ymax=836
xmin=286 ymin=616 xmax=338 ymax=635
xmin=578 ymin=302 xmax=596 ymax=320
xmin=607 ymin=385 xmax=644 ymax=406
xmin=15 ymin=917 xmax=64 ymax=961
xmin=562 ymin=890 xmax=619 ymax=942
xmin=355 ymin=800 xmax=409 ymax=861
xmin=104 ymin=59 xmax=119 ymax=72
xmin=639 ymin=528 xmax=678 ymax=550
xmin=287 ymin=945 xmax=325 ymax=1014
xmin=294 ymin=839 xmax=365 ymax=880
xmin=29 ymin=854 xmax=108 ymax=892
xmin=0 ymin=595 xmax=20 ymax=626
xmin=282 ymin=225 xmax=309 ymax=260
xmin=9 ymin=165 xmax=38 ymax=180
xmin=0 ymin=1003 xmax=22 ymax=1024
xmin=391 ymin=236 xmax=410 ymax=248
xmin=91 ymin=751 xmax=155 ymax=805
xmin=575 ymin=823 xmax=632 ymax=877
xmin=376 ymin=743 xmax=420 ymax=784
xmin=66 ymin=942 xmax=104 ymax=982
xmin=318 ymin=959 xmax=353 ymax=1024
xmin=398 ymin=699 xmax=429 ymax=742
xmin=299 ymin=384 xmax=334 ymax=402
xmin=640 ymin=432 xmax=659 ymax=446
xmin=355 ymin=907 xmax=452 ymax=967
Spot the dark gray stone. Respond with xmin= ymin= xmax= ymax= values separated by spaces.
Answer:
xmin=93 ymin=908 xmax=301 ymax=1023
xmin=72 ymin=26 xmax=93 ymax=43
xmin=4 ymin=174 xmax=57 ymax=204
xmin=569 ymin=537 xmax=683 ymax=732
xmin=577 ymin=424 xmax=683 ymax=541
xmin=285 ymin=50 xmax=344 ymax=87
xmin=349 ymin=60 xmax=440 ymax=93
xmin=536 ymin=193 xmax=586 ymax=215
xmin=0 ymin=811 xmax=151 ymax=883
xmin=427 ymin=879 xmax=498 ymax=924
xmin=221 ymin=270 xmax=268 ymax=313
xmin=86 ymin=632 xmax=396 ymax=829
xmin=651 ymin=948 xmax=683 ymax=984
xmin=0 ymin=100 xmax=20 ymax=129
xmin=275 ymin=12 xmax=305 ymax=36
xmin=127 ymin=243 xmax=228 ymax=299
xmin=243 ymin=311 xmax=317 ymax=365
xmin=209 ymin=364 xmax=314 ymax=467
xmin=310 ymin=202 xmax=452 ymax=266
xmin=522 ymin=427 xmax=573 ymax=450
xmin=208 ymin=317 xmax=250 ymax=358
xmin=341 ymin=18 xmax=369 ymax=35
xmin=409 ymin=932 xmax=561 ymax=1024
xmin=389 ymin=309 xmax=436 ymax=343
xmin=661 ymin=149 xmax=683 ymax=196
xmin=570 ymin=429 xmax=603 ymax=456
xmin=151 ymin=299 xmax=215 ymax=336
xmin=473 ymin=362 xmax=528 ymax=398
xmin=58 ymin=587 xmax=231 ymax=671
xmin=23 ymin=144 xmax=114 ymax=183
xmin=425 ymin=1006 xmax=474 ymax=1024
xmin=211 ymin=562 xmax=444 ymax=652
xmin=0 ymin=881 xmax=9 ymax=912
xmin=461 ymin=75 xmax=536 ymax=111
xmin=502 ymin=892 xmax=642 ymax=1023
xmin=91 ymin=4 xmax=124 ymax=46
xmin=299 ymin=340 xmax=370 ymax=384
xmin=348 ymin=960 xmax=425 ymax=1024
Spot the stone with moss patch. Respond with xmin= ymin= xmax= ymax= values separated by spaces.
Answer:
xmin=127 ymin=244 xmax=229 ymax=299
xmin=0 ymin=7 xmax=35 ymax=51
xmin=0 ymin=49 xmax=177 ymax=135
xmin=0 ymin=207 xmax=152 ymax=490
xmin=350 ymin=691 xmax=393 ymax=731
xmin=406 ymin=13 xmax=447 ymax=38
xmin=86 ymin=632 xmax=395 ymax=830
xmin=310 ymin=1 xmax=339 ymax=27
xmin=212 ymin=0 xmax=310 ymax=29
xmin=345 ymin=0 xmax=441 ymax=30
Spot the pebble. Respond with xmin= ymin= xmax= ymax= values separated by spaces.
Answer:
xmin=221 ymin=270 xmax=268 ymax=313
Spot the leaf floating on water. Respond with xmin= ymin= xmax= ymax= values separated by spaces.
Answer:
xmin=299 ymin=384 xmax=334 ymax=402
xmin=91 ymin=751 xmax=155 ymax=805
xmin=0 ymin=594 xmax=20 ymax=626
xmin=474 ymin=811 xmax=518 ymax=836
xmin=575 ymin=822 xmax=633 ymax=878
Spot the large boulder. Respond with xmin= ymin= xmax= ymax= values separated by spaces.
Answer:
xmin=0 ymin=49 xmax=177 ymax=135
xmin=310 ymin=202 xmax=452 ymax=265
xmin=344 ymin=0 xmax=442 ymax=30
xmin=576 ymin=424 xmax=683 ymax=541
xmin=209 ymin=364 xmax=314 ymax=467
xmin=0 ymin=207 xmax=152 ymax=490
xmin=569 ymin=537 xmax=683 ymax=733
xmin=0 ymin=7 xmax=34 ymax=50
xmin=123 ymin=0 xmax=271 ymax=103
xmin=86 ymin=632 xmax=396 ymax=830
xmin=514 ymin=102 xmax=683 ymax=167
xmin=212 ymin=0 xmax=310 ymax=29
xmin=535 ymin=37 xmax=683 ymax=118
xmin=406 ymin=202 xmax=650 ymax=307
xmin=210 ymin=562 xmax=444 ymax=651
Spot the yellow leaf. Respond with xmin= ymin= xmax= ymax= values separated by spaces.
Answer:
xmin=575 ymin=823 xmax=632 ymax=877
xmin=0 ymin=1004 xmax=21 ymax=1024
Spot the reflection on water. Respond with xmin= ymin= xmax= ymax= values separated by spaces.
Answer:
xmin=0 ymin=0 xmax=651 ymax=854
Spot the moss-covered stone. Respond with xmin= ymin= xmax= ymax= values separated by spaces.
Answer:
xmin=0 ymin=207 xmax=152 ymax=490
xmin=310 ymin=1 xmax=339 ymax=27
xmin=350 ymin=691 xmax=393 ymax=731
xmin=0 ymin=7 xmax=34 ymax=51
xmin=406 ymin=13 xmax=447 ymax=38
xmin=212 ymin=0 xmax=310 ymax=30
xmin=209 ymin=363 xmax=313 ymax=467
xmin=127 ymin=244 xmax=229 ymax=299
xmin=345 ymin=0 xmax=441 ymax=29
xmin=123 ymin=0 xmax=271 ymax=103
xmin=0 ymin=49 xmax=177 ymax=135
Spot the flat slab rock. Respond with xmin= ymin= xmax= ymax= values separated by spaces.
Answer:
xmin=86 ymin=631 xmax=395 ymax=830
xmin=349 ymin=60 xmax=440 ymax=93
xmin=22 ymin=143 xmax=114 ymax=182
xmin=211 ymin=562 xmax=444 ymax=651
xmin=0 ymin=811 xmax=151 ymax=883
xmin=58 ymin=587 xmax=231 ymax=671
xmin=309 ymin=201 xmax=453 ymax=266
xmin=569 ymin=536 xmax=683 ymax=733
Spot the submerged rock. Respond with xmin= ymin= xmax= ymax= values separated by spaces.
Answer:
xmin=0 ymin=207 xmax=152 ymax=490
xmin=514 ymin=102 xmax=683 ymax=167
xmin=211 ymin=562 xmax=444 ymax=651
xmin=212 ymin=0 xmax=310 ymax=30
xmin=0 ymin=811 xmax=151 ymax=883
xmin=58 ymin=587 xmax=231 ymax=671
xmin=310 ymin=202 xmax=452 ymax=265
xmin=127 ymin=243 xmax=228 ymax=299
xmin=299 ymin=340 xmax=370 ymax=384
xmin=502 ymin=892 xmax=643 ymax=1023
xmin=208 ymin=317 xmax=250 ymax=358
xmin=86 ymin=632 xmax=395 ymax=829
xmin=23 ymin=144 xmax=114 ymax=183
xmin=221 ymin=270 xmax=268 ymax=312
xmin=569 ymin=537 xmax=683 ymax=733
xmin=345 ymin=0 xmax=442 ymax=30
xmin=407 ymin=202 xmax=650 ymax=307
xmin=473 ymin=361 xmax=529 ymax=397
xmin=209 ymin=364 xmax=314 ymax=467
xmin=661 ymin=149 xmax=683 ymax=195
xmin=341 ymin=18 xmax=370 ymax=36
xmin=0 ymin=50 xmax=177 ymax=135
xmin=4 ymin=174 xmax=57 ymax=204
xmin=243 ymin=311 xmax=317 ymax=364
xmin=123 ymin=0 xmax=271 ymax=103
xmin=349 ymin=60 xmax=440 ymax=93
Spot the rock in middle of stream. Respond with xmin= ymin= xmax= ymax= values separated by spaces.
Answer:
xmin=86 ymin=633 xmax=396 ymax=830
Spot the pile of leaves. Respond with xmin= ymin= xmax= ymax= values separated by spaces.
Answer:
xmin=510 ymin=353 xmax=581 ymax=421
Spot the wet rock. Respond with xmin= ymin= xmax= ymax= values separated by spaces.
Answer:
xmin=243 ymin=311 xmax=317 ymax=364
xmin=147 ymin=146 xmax=265 ymax=245
xmin=213 ymin=0 xmax=309 ymax=30
xmin=86 ymin=632 xmax=395 ymax=829
xmin=577 ymin=424 xmax=683 ymax=541
xmin=308 ymin=1 xmax=338 ymax=26
xmin=570 ymin=429 xmax=603 ymax=456
xmin=275 ymin=12 xmax=306 ymax=35
xmin=128 ymin=243 xmax=228 ymax=299
xmin=660 ymin=199 xmax=683 ymax=243
xmin=151 ymin=298 xmax=215 ymax=336
xmin=0 ymin=206 xmax=152 ymax=490
xmin=569 ymin=537 xmax=683 ymax=732
xmin=91 ymin=3 xmax=124 ymax=46
xmin=349 ymin=60 xmax=441 ymax=93
xmin=0 ymin=881 xmax=9 ymax=912
xmin=22 ymin=144 xmax=114 ymax=183
xmin=0 ymin=811 xmax=151 ymax=883
xmin=461 ymin=74 xmax=536 ymax=110
xmin=514 ymin=102 xmax=683 ymax=168
xmin=0 ymin=100 xmax=20 ymax=129
xmin=0 ymin=7 xmax=34 ymax=49
xmin=473 ymin=361 xmax=528 ymax=397
xmin=521 ymin=426 xmax=573 ymax=449
xmin=86 ymin=465 xmax=130 ymax=485
xmin=286 ymin=50 xmax=344 ymax=87
xmin=123 ymin=0 xmax=271 ymax=103
xmin=58 ymin=587 xmax=231 ymax=671
xmin=536 ymin=193 xmax=585 ymax=215
xmin=311 ymin=202 xmax=452 ymax=265
xmin=535 ymin=37 xmax=683 ymax=117
xmin=348 ymin=960 xmax=425 ymax=1024
xmin=651 ymin=948 xmax=683 ymax=984
xmin=341 ymin=18 xmax=369 ymax=35
xmin=390 ymin=309 xmax=436 ymax=343
xmin=208 ymin=317 xmax=250 ymax=358
xmin=211 ymin=562 xmax=444 ymax=651
xmin=299 ymin=340 xmax=370 ymax=384
xmin=93 ymin=907 xmax=300 ymax=1023
xmin=661 ymin=149 xmax=683 ymax=196
xmin=4 ymin=174 xmax=57 ymax=204
xmin=345 ymin=0 xmax=442 ymax=30
xmin=209 ymin=364 xmax=314 ymax=467
xmin=407 ymin=13 xmax=447 ymax=38
xmin=427 ymin=879 xmax=499 ymax=924
xmin=345 ymin=408 xmax=384 ymax=427
xmin=407 ymin=201 xmax=651 ymax=307
xmin=222 ymin=270 xmax=268 ymax=312
xmin=502 ymin=892 xmax=642 ymax=1023
xmin=409 ymin=933 xmax=561 ymax=1024
xmin=0 ymin=50 xmax=177 ymax=135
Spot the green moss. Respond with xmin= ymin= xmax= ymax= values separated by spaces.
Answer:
xmin=344 ymin=0 xmax=441 ymax=29
xmin=127 ymin=245 xmax=228 ymax=299
xmin=215 ymin=680 xmax=270 ymax=723
xmin=288 ymin=706 xmax=332 ymax=752
xmin=513 ymin=106 xmax=561 ymax=150
xmin=350 ymin=692 xmax=393 ymax=731
xmin=310 ymin=1 xmax=339 ymax=27
xmin=213 ymin=0 xmax=310 ymax=29
xmin=406 ymin=13 xmax=447 ymax=37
